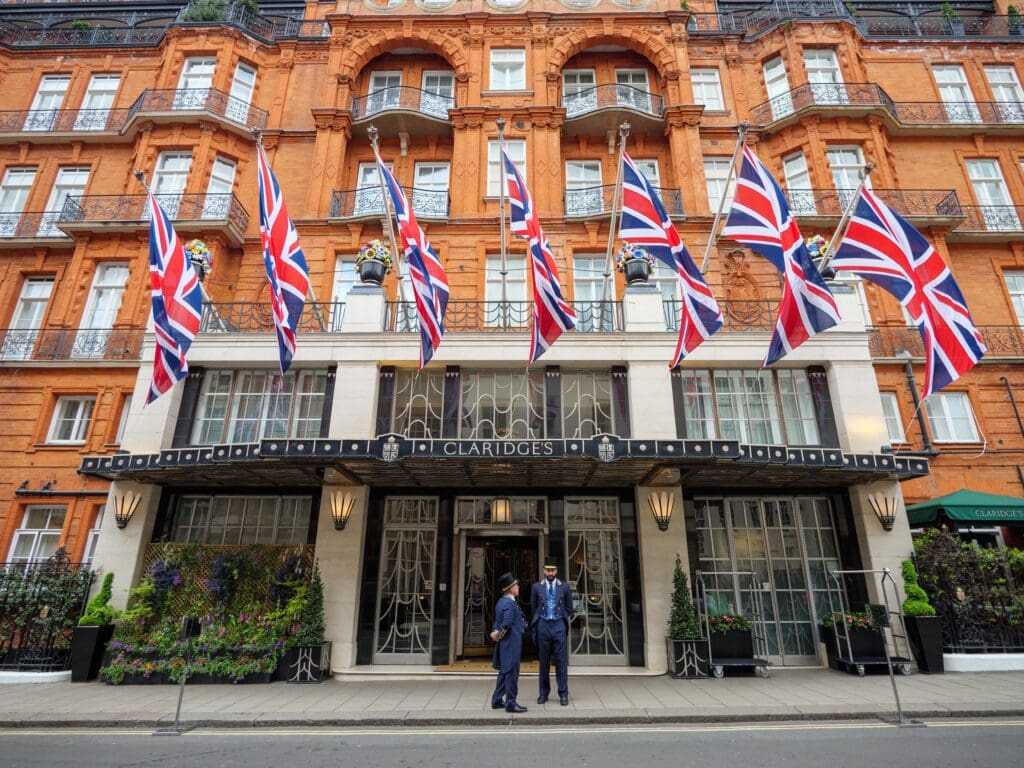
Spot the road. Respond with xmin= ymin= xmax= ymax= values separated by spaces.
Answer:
xmin=0 ymin=719 xmax=1021 ymax=768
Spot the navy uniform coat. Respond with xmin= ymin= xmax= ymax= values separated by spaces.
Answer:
xmin=529 ymin=579 xmax=574 ymax=636
xmin=492 ymin=594 xmax=527 ymax=671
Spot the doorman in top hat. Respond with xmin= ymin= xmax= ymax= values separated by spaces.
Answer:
xmin=530 ymin=557 xmax=574 ymax=705
xmin=490 ymin=571 xmax=528 ymax=713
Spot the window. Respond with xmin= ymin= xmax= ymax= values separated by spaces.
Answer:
xmin=985 ymin=65 xmax=1024 ymax=122
xmin=783 ymin=152 xmax=815 ymax=215
xmin=966 ymin=159 xmax=1019 ymax=230
xmin=713 ymin=370 xmax=783 ymax=444
xmin=190 ymin=369 xmax=329 ymax=445
xmin=171 ymin=495 xmax=312 ymax=545
xmin=330 ymin=256 xmax=357 ymax=331
xmin=763 ymin=56 xmax=792 ymax=119
xmin=933 ymin=65 xmax=980 ymax=123
xmin=226 ymin=61 xmax=256 ymax=123
xmin=776 ymin=370 xmax=820 ymax=445
xmin=420 ymin=71 xmax=455 ymax=118
xmin=175 ymin=57 xmax=215 ymax=109
xmin=703 ymin=157 xmax=735 ymax=212
xmin=74 ymin=262 xmax=128 ymax=357
xmin=488 ymin=139 xmax=525 ymax=197
xmin=83 ymin=505 xmax=104 ymax=567
xmin=485 ymin=255 xmax=528 ymax=326
xmin=203 ymin=156 xmax=236 ymax=218
xmin=925 ymin=391 xmax=979 ymax=443
xmin=353 ymin=161 xmax=389 ymax=216
xmin=691 ymin=68 xmax=724 ymax=110
xmin=803 ymin=49 xmax=845 ymax=103
xmin=115 ymin=395 xmax=133 ymax=444
xmin=412 ymin=162 xmax=450 ymax=218
xmin=24 ymin=75 xmax=70 ymax=131
xmin=47 ymin=396 xmax=95 ymax=443
xmin=490 ymin=49 xmax=526 ymax=90
xmin=40 ymin=166 xmax=89 ymax=236
xmin=879 ymin=392 xmax=905 ymax=444
xmin=827 ymin=145 xmax=870 ymax=207
xmin=634 ymin=159 xmax=660 ymax=187
xmin=615 ymin=68 xmax=651 ymax=112
xmin=7 ymin=506 xmax=66 ymax=564
xmin=151 ymin=152 xmax=192 ymax=218
xmin=572 ymin=254 xmax=617 ymax=331
xmin=651 ymin=257 xmax=682 ymax=330
xmin=565 ymin=160 xmax=603 ymax=216
xmin=676 ymin=370 xmax=716 ymax=439
xmin=1006 ymin=270 xmax=1024 ymax=326
xmin=366 ymin=71 xmax=402 ymax=114
xmin=0 ymin=167 xmax=37 ymax=237
xmin=1 ymin=277 xmax=53 ymax=360
xmin=563 ymin=69 xmax=597 ymax=116
xmin=76 ymin=74 xmax=120 ymax=131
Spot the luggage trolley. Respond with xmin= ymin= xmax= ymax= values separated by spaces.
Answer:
xmin=695 ymin=570 xmax=772 ymax=679
xmin=825 ymin=568 xmax=914 ymax=677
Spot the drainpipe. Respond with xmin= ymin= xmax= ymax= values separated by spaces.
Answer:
xmin=1000 ymin=376 xmax=1024 ymax=439
xmin=896 ymin=349 xmax=935 ymax=455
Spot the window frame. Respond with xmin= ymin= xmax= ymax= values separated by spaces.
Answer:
xmin=488 ymin=139 xmax=525 ymax=197
xmin=691 ymin=67 xmax=725 ymax=111
xmin=924 ymin=391 xmax=980 ymax=443
xmin=878 ymin=391 xmax=905 ymax=444
xmin=6 ymin=505 xmax=67 ymax=564
xmin=489 ymin=48 xmax=526 ymax=91
xmin=46 ymin=395 xmax=95 ymax=444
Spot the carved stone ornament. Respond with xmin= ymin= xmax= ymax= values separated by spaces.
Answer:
xmin=722 ymin=249 xmax=763 ymax=307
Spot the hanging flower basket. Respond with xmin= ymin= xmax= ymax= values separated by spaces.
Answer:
xmin=615 ymin=242 xmax=655 ymax=285
xmin=355 ymin=239 xmax=393 ymax=286
xmin=805 ymin=235 xmax=829 ymax=262
xmin=183 ymin=239 xmax=213 ymax=281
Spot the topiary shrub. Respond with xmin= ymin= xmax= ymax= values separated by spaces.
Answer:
xmin=79 ymin=572 xmax=118 ymax=626
xmin=668 ymin=555 xmax=701 ymax=640
xmin=902 ymin=559 xmax=937 ymax=617
xmin=294 ymin=565 xmax=325 ymax=646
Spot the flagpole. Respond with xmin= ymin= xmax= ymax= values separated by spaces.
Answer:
xmin=497 ymin=117 xmax=509 ymax=328
xmin=599 ymin=122 xmax=631 ymax=329
xmin=818 ymin=162 xmax=875 ymax=276
xmin=367 ymin=127 xmax=410 ymax=317
xmin=133 ymin=168 xmax=227 ymax=333
xmin=699 ymin=120 xmax=749 ymax=275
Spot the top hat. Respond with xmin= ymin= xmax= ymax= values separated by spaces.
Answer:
xmin=543 ymin=558 xmax=559 ymax=570
xmin=498 ymin=572 xmax=518 ymax=593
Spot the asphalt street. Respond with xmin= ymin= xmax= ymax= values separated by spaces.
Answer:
xmin=0 ymin=719 xmax=1022 ymax=768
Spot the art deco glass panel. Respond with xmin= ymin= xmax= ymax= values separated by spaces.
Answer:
xmin=565 ymin=498 xmax=625 ymax=659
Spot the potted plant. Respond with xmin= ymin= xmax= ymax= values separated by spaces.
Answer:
xmin=355 ymin=239 xmax=393 ymax=286
xmin=666 ymin=555 xmax=708 ymax=678
xmin=280 ymin=566 xmax=332 ymax=683
xmin=616 ymin=242 xmax=655 ymax=286
xmin=941 ymin=3 xmax=964 ymax=35
xmin=707 ymin=613 xmax=754 ymax=662
xmin=71 ymin=573 xmax=119 ymax=682
xmin=1009 ymin=5 xmax=1022 ymax=36
xmin=902 ymin=559 xmax=943 ymax=673
xmin=820 ymin=610 xmax=885 ymax=670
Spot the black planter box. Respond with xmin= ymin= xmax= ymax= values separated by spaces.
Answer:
xmin=820 ymin=624 xmax=886 ymax=669
xmin=358 ymin=259 xmax=388 ymax=286
xmin=187 ymin=672 xmax=274 ymax=685
xmin=71 ymin=625 xmax=115 ymax=682
xmin=666 ymin=637 xmax=709 ymax=678
xmin=623 ymin=258 xmax=651 ymax=285
xmin=276 ymin=642 xmax=333 ymax=683
xmin=709 ymin=628 xmax=754 ymax=660
xmin=905 ymin=615 xmax=944 ymax=674
xmin=109 ymin=672 xmax=166 ymax=685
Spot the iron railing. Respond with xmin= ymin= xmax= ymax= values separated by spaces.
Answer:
xmin=125 ymin=87 xmax=269 ymax=130
xmin=199 ymin=302 xmax=341 ymax=333
xmin=665 ymin=299 xmax=779 ymax=333
xmin=868 ymin=325 xmax=1024 ymax=358
xmin=329 ymin=186 xmax=450 ymax=219
xmin=564 ymin=184 xmax=683 ymax=218
xmin=785 ymin=188 xmax=962 ymax=218
xmin=59 ymin=193 xmax=249 ymax=233
xmin=0 ymin=551 xmax=93 ymax=672
xmin=0 ymin=210 xmax=70 ymax=239
xmin=749 ymin=82 xmax=893 ymax=125
xmin=0 ymin=106 xmax=132 ymax=133
xmin=562 ymin=83 xmax=664 ymax=119
xmin=953 ymin=206 xmax=1024 ymax=233
xmin=892 ymin=101 xmax=1024 ymax=125
xmin=351 ymin=86 xmax=455 ymax=121
xmin=0 ymin=327 xmax=144 ymax=361
xmin=385 ymin=300 xmax=624 ymax=333
xmin=689 ymin=0 xmax=850 ymax=37
xmin=860 ymin=14 xmax=1022 ymax=40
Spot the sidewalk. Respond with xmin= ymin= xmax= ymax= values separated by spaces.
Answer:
xmin=2 ymin=669 xmax=1023 ymax=728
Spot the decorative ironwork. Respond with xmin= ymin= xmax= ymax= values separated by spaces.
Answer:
xmin=385 ymin=300 xmax=622 ymax=333
xmin=330 ymin=186 xmax=449 ymax=220
xmin=955 ymin=206 xmax=1024 ymax=233
xmin=459 ymin=370 xmax=546 ymax=439
xmin=59 ymin=193 xmax=249 ymax=233
xmin=689 ymin=0 xmax=850 ymax=38
xmin=564 ymin=184 xmax=683 ymax=218
xmin=562 ymin=83 xmax=664 ymax=119
xmin=561 ymin=370 xmax=616 ymax=438
xmin=199 ymin=302 xmax=337 ymax=333
xmin=868 ymin=325 xmax=1024 ymax=358
xmin=0 ymin=211 xmax=70 ymax=239
xmin=749 ymin=82 xmax=891 ymax=125
xmin=454 ymin=497 xmax=547 ymax=529
xmin=125 ymin=87 xmax=269 ymax=130
xmin=859 ymin=14 xmax=1020 ymax=40
xmin=0 ymin=327 xmax=144 ymax=361
xmin=664 ymin=299 xmax=779 ymax=333
xmin=893 ymin=100 xmax=1024 ymax=125
xmin=351 ymin=85 xmax=456 ymax=120
xmin=390 ymin=369 xmax=446 ymax=438
xmin=0 ymin=107 xmax=131 ymax=133
xmin=783 ymin=188 xmax=962 ymax=218
xmin=0 ymin=551 xmax=93 ymax=672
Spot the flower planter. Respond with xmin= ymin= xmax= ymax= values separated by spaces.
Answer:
xmin=905 ymin=615 xmax=944 ymax=674
xmin=666 ymin=637 xmax=709 ymax=678
xmin=709 ymin=628 xmax=754 ymax=660
xmin=276 ymin=641 xmax=333 ymax=683
xmin=622 ymin=258 xmax=651 ymax=285
xmin=108 ymin=672 xmax=166 ymax=685
xmin=357 ymin=258 xmax=388 ymax=286
xmin=70 ymin=624 xmax=115 ymax=682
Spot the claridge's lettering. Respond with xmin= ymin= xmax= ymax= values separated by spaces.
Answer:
xmin=441 ymin=441 xmax=555 ymax=457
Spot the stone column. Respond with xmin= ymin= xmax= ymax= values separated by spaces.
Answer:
xmin=621 ymin=282 xmax=665 ymax=332
xmin=339 ymin=284 xmax=386 ymax=334
xmin=88 ymin=480 xmax=162 ymax=609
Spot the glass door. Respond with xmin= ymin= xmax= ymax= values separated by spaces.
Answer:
xmin=0 ymin=167 xmax=36 ymax=237
xmin=803 ymin=49 xmax=846 ymax=104
xmin=934 ymin=65 xmax=980 ymax=123
xmin=226 ymin=62 xmax=256 ymax=124
xmin=412 ymin=162 xmax=449 ymax=218
xmin=39 ymin=166 xmax=88 ymax=236
xmin=1 ymin=277 xmax=53 ymax=359
xmin=353 ymin=162 xmax=387 ymax=216
xmin=73 ymin=262 xmax=128 ymax=357
xmin=420 ymin=71 xmax=454 ymax=118
xmin=827 ymin=145 xmax=871 ymax=209
xmin=367 ymin=71 xmax=402 ymax=115
xmin=564 ymin=160 xmax=603 ymax=217
xmin=152 ymin=152 xmax=192 ymax=218
xmin=572 ymin=254 xmax=616 ymax=332
xmin=75 ymin=74 xmax=120 ymax=131
xmin=615 ymin=69 xmax=651 ymax=112
xmin=563 ymin=69 xmax=597 ymax=117
xmin=985 ymin=65 xmax=1024 ymax=122
xmin=203 ymin=156 xmax=236 ymax=218
xmin=175 ymin=57 xmax=215 ymax=110
xmin=783 ymin=152 xmax=816 ymax=215
xmin=24 ymin=75 xmax=69 ymax=131
xmin=967 ymin=158 xmax=1020 ymax=230
xmin=763 ymin=57 xmax=792 ymax=120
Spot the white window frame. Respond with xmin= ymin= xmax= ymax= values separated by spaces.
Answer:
xmin=488 ymin=139 xmax=525 ymax=197
xmin=572 ymin=254 xmax=618 ymax=331
xmin=420 ymin=70 xmax=455 ymax=118
xmin=40 ymin=166 xmax=89 ymax=236
xmin=879 ymin=392 xmax=905 ymax=444
xmin=226 ymin=61 xmax=257 ymax=124
xmin=925 ymin=391 xmax=979 ymax=443
xmin=47 ymin=396 xmax=95 ymax=444
xmin=563 ymin=69 xmax=597 ymax=116
xmin=24 ymin=75 xmax=70 ymax=131
xmin=412 ymin=161 xmax=450 ymax=218
xmin=984 ymin=65 xmax=1024 ymax=122
xmin=489 ymin=49 xmax=526 ymax=91
xmin=763 ymin=56 xmax=792 ymax=120
xmin=615 ymin=68 xmax=651 ymax=112
xmin=803 ymin=49 xmax=846 ymax=104
xmin=2 ymin=276 xmax=53 ymax=360
xmin=565 ymin=160 xmax=604 ymax=216
xmin=783 ymin=151 xmax=815 ymax=215
xmin=7 ymin=505 xmax=66 ymax=565
xmin=74 ymin=262 xmax=129 ymax=358
xmin=485 ymin=254 xmax=528 ymax=327
xmin=703 ymin=157 xmax=736 ymax=212
xmin=933 ymin=64 xmax=980 ymax=123
xmin=827 ymin=145 xmax=871 ymax=207
xmin=75 ymin=74 xmax=120 ymax=131
xmin=691 ymin=68 xmax=724 ymax=111
xmin=115 ymin=394 xmax=133 ymax=444
xmin=83 ymin=505 xmax=104 ymax=567
xmin=175 ymin=57 xmax=216 ymax=110
xmin=367 ymin=71 xmax=402 ymax=113
xmin=353 ymin=161 xmax=390 ymax=216
xmin=203 ymin=155 xmax=236 ymax=219
xmin=0 ymin=167 xmax=38 ymax=237
xmin=330 ymin=256 xmax=357 ymax=331
xmin=966 ymin=158 xmax=1020 ymax=230
xmin=1005 ymin=270 xmax=1024 ymax=326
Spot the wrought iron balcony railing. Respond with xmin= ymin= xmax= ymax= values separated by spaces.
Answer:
xmin=953 ymin=206 xmax=1024 ymax=233
xmin=564 ymin=184 xmax=683 ymax=218
xmin=0 ymin=106 xmax=131 ymax=134
xmin=0 ymin=327 xmax=144 ymax=361
xmin=664 ymin=299 xmax=779 ymax=333
xmin=329 ymin=186 xmax=449 ymax=220
xmin=562 ymin=84 xmax=664 ymax=119
xmin=0 ymin=210 xmax=70 ymax=239
xmin=784 ymin=188 xmax=962 ymax=219
xmin=351 ymin=86 xmax=455 ymax=121
xmin=859 ymin=14 xmax=1022 ymax=40
xmin=59 ymin=193 xmax=249 ymax=233
xmin=688 ymin=0 xmax=851 ymax=38
xmin=200 ymin=302 xmax=342 ymax=334
xmin=125 ymin=87 xmax=269 ymax=130
xmin=749 ymin=82 xmax=892 ymax=125
xmin=385 ymin=300 xmax=624 ymax=333
xmin=891 ymin=101 xmax=1024 ymax=125
xmin=869 ymin=325 xmax=1024 ymax=359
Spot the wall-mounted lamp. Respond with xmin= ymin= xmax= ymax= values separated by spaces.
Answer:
xmin=491 ymin=497 xmax=511 ymax=525
xmin=113 ymin=490 xmax=142 ymax=529
xmin=329 ymin=489 xmax=357 ymax=531
xmin=869 ymin=492 xmax=898 ymax=532
xmin=647 ymin=491 xmax=674 ymax=532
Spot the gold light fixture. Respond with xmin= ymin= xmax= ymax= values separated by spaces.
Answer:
xmin=329 ymin=489 xmax=357 ymax=531
xmin=491 ymin=497 xmax=511 ymax=525
xmin=113 ymin=490 xmax=142 ymax=529
xmin=869 ymin=492 xmax=898 ymax=532
xmin=647 ymin=491 xmax=674 ymax=532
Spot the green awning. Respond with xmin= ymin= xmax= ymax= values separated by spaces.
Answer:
xmin=906 ymin=488 xmax=1024 ymax=526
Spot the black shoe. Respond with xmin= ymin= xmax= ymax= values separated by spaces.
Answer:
xmin=506 ymin=704 xmax=528 ymax=713
xmin=537 ymin=695 xmax=548 ymax=704
xmin=560 ymin=695 xmax=569 ymax=706
xmin=491 ymin=701 xmax=505 ymax=710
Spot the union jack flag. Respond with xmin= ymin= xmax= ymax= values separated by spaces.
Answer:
xmin=145 ymin=191 xmax=202 ymax=403
xmin=722 ymin=146 xmax=841 ymax=365
xmin=373 ymin=149 xmax=450 ymax=367
xmin=257 ymin=143 xmax=310 ymax=374
xmin=830 ymin=188 xmax=986 ymax=396
xmin=503 ymin=151 xmax=576 ymax=363
xmin=619 ymin=152 xmax=722 ymax=366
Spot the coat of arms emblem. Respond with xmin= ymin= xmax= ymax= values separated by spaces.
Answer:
xmin=382 ymin=436 xmax=400 ymax=462
xmin=597 ymin=436 xmax=615 ymax=463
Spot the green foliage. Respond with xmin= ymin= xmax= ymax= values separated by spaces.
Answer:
xmin=901 ymin=559 xmax=936 ymax=616
xmin=294 ymin=566 xmax=325 ymax=646
xmin=940 ymin=3 xmax=961 ymax=21
xmin=234 ymin=0 xmax=261 ymax=15
xmin=0 ymin=549 xmax=94 ymax=651
xmin=707 ymin=614 xmax=751 ymax=634
xmin=182 ymin=0 xmax=260 ymax=23
xmin=79 ymin=572 xmax=119 ymax=626
xmin=822 ymin=610 xmax=874 ymax=630
xmin=678 ymin=0 xmax=690 ymax=10
xmin=69 ymin=20 xmax=93 ymax=31
xmin=668 ymin=555 xmax=701 ymax=640
xmin=843 ymin=1 xmax=861 ymax=18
